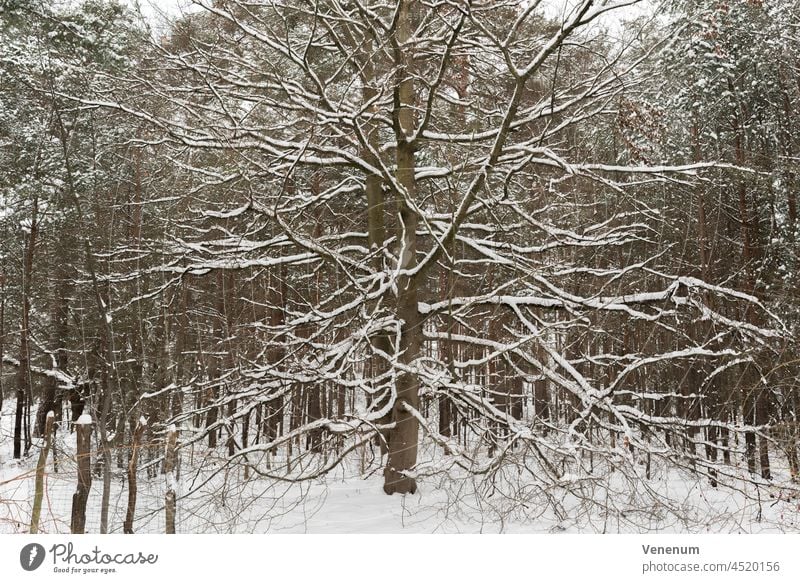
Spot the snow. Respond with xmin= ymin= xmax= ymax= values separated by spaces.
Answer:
xmin=75 ymin=414 xmax=93 ymax=425
xmin=2 ymin=398 xmax=799 ymax=534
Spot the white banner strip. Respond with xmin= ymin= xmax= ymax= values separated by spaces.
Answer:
xmin=3 ymin=534 xmax=800 ymax=583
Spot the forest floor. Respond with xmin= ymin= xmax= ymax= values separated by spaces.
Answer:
xmin=2 ymin=399 xmax=799 ymax=534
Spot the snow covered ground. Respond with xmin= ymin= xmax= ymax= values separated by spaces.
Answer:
xmin=2 ymin=399 xmax=799 ymax=534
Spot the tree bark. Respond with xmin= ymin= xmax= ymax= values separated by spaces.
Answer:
xmin=14 ymin=193 xmax=37 ymax=459
xmin=164 ymin=425 xmax=178 ymax=534
xmin=70 ymin=417 xmax=92 ymax=534
xmin=30 ymin=412 xmax=54 ymax=534
xmin=123 ymin=417 xmax=147 ymax=534
xmin=384 ymin=0 xmax=421 ymax=495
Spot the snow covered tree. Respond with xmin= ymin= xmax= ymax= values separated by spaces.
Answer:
xmin=2 ymin=0 xmax=797 ymax=534
xmin=60 ymin=0 xmax=782 ymax=501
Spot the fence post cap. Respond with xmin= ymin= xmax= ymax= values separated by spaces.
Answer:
xmin=75 ymin=414 xmax=93 ymax=425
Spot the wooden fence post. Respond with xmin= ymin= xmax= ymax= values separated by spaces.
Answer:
xmin=30 ymin=411 xmax=54 ymax=534
xmin=70 ymin=414 xmax=92 ymax=534
xmin=165 ymin=424 xmax=177 ymax=534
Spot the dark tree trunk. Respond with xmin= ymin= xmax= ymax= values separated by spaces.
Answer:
xmin=70 ymin=418 xmax=92 ymax=534
xmin=14 ymin=194 xmax=37 ymax=459
xmin=383 ymin=0 xmax=423 ymax=495
xmin=123 ymin=418 xmax=146 ymax=534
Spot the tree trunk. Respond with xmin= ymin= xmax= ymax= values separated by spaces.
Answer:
xmin=14 ymin=194 xmax=37 ymax=459
xmin=123 ymin=417 xmax=147 ymax=534
xmin=0 ymin=260 xmax=6 ymax=412
xmin=70 ymin=417 xmax=92 ymax=534
xmin=36 ymin=275 xmax=69 ymax=436
xmin=30 ymin=412 xmax=54 ymax=534
xmin=756 ymin=389 xmax=771 ymax=480
xmin=360 ymin=34 xmax=393 ymax=454
xmin=164 ymin=425 xmax=178 ymax=534
xmin=384 ymin=0 xmax=421 ymax=495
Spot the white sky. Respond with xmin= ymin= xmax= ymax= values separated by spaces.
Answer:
xmin=126 ymin=0 xmax=655 ymax=41
xmin=125 ymin=0 xmax=192 ymax=24
xmin=127 ymin=0 xmax=653 ymax=22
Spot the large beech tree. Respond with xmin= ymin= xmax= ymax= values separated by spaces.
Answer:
xmin=59 ymin=0 xmax=782 ymax=496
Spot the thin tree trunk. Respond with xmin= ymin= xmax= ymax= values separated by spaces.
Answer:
xmin=30 ymin=412 xmax=54 ymax=534
xmin=98 ymin=367 xmax=113 ymax=534
xmin=123 ymin=417 xmax=147 ymax=534
xmin=0 ymin=259 xmax=6 ymax=412
xmin=54 ymin=109 xmax=119 ymax=533
xmin=756 ymin=390 xmax=771 ymax=480
xmin=70 ymin=416 xmax=92 ymax=534
xmin=14 ymin=193 xmax=37 ymax=459
xmin=36 ymin=271 xmax=70 ymax=436
xmin=164 ymin=425 xmax=177 ymax=534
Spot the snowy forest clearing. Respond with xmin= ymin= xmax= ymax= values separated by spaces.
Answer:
xmin=2 ymin=0 xmax=800 ymax=536
xmin=2 ymin=399 xmax=799 ymax=534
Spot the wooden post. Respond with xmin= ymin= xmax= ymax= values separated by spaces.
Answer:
xmin=164 ymin=424 xmax=177 ymax=534
xmin=29 ymin=411 xmax=54 ymax=534
xmin=70 ymin=414 xmax=92 ymax=534
xmin=123 ymin=416 xmax=147 ymax=534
